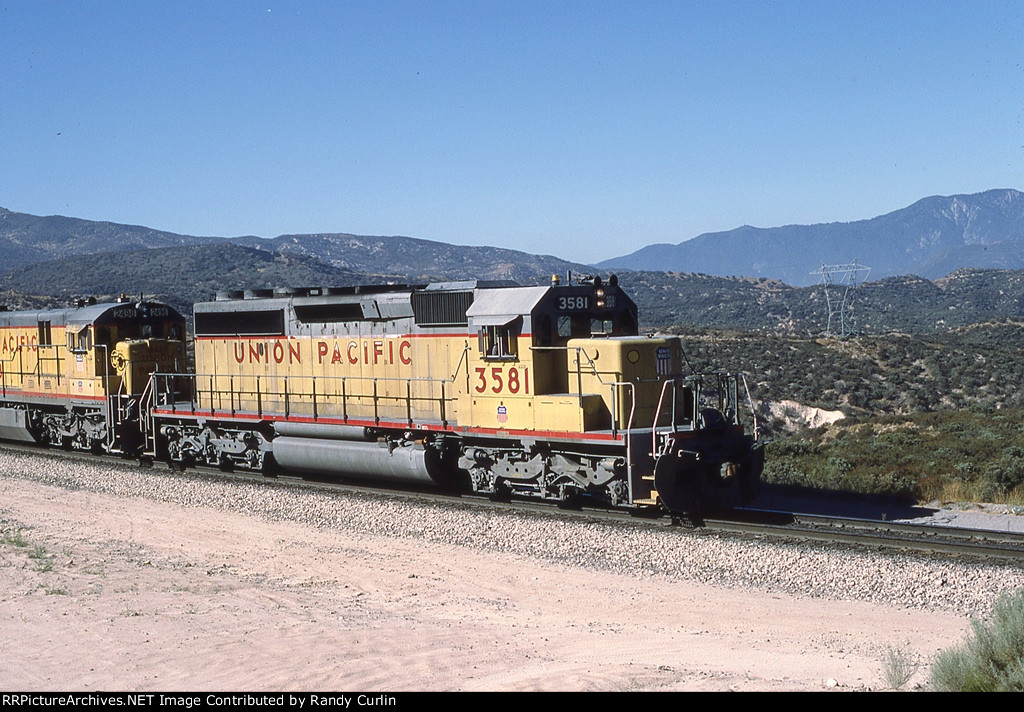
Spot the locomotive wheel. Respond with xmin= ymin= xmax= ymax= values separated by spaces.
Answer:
xmin=490 ymin=478 xmax=512 ymax=502
xmin=556 ymin=495 xmax=583 ymax=510
xmin=555 ymin=484 xmax=584 ymax=510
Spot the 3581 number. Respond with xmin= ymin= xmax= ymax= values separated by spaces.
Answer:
xmin=558 ymin=296 xmax=589 ymax=310
xmin=474 ymin=366 xmax=529 ymax=394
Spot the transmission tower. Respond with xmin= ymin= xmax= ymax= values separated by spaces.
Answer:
xmin=810 ymin=260 xmax=871 ymax=338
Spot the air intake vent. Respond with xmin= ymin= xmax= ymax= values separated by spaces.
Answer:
xmin=195 ymin=309 xmax=285 ymax=336
xmin=294 ymin=303 xmax=364 ymax=323
xmin=412 ymin=290 xmax=473 ymax=326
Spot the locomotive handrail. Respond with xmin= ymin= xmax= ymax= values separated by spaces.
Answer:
xmin=532 ymin=343 xmax=621 ymax=389
xmin=571 ymin=347 xmax=640 ymax=436
xmin=0 ymin=347 xmax=22 ymax=397
xmin=740 ymin=372 xmax=761 ymax=441
xmin=651 ymin=377 xmax=684 ymax=457
xmin=531 ymin=344 xmax=638 ymax=433
xmin=31 ymin=341 xmax=63 ymax=386
xmin=1 ymin=343 xmax=73 ymax=396
xmin=614 ymin=381 xmax=637 ymax=504
xmin=1 ymin=342 xmax=64 ymax=404
xmin=567 ymin=345 xmax=631 ymax=389
xmin=139 ymin=372 xmax=157 ymax=444
xmin=449 ymin=343 xmax=471 ymax=381
xmin=111 ymin=378 xmax=127 ymax=451
xmin=151 ymin=370 xmax=455 ymax=429
xmin=648 ymin=372 xmax=757 ymax=455
xmin=95 ymin=344 xmax=112 ymax=449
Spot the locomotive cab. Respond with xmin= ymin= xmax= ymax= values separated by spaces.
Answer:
xmin=63 ymin=300 xmax=187 ymax=452
xmin=459 ymin=275 xmax=641 ymax=433
xmin=459 ymin=274 xmax=762 ymax=515
xmin=0 ymin=298 xmax=185 ymax=454
xmin=70 ymin=300 xmax=187 ymax=397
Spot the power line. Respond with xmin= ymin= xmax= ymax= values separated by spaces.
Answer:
xmin=810 ymin=260 xmax=871 ymax=338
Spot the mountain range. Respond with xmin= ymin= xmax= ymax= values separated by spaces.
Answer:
xmin=0 ymin=207 xmax=590 ymax=284
xmin=4 ymin=189 xmax=1024 ymax=290
xmin=2 ymin=189 xmax=1024 ymax=333
xmin=599 ymin=189 xmax=1024 ymax=286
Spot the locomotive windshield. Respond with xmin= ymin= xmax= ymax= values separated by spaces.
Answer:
xmin=71 ymin=302 xmax=186 ymax=345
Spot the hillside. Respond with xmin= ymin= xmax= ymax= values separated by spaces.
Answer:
xmin=672 ymin=322 xmax=1024 ymax=419
xmin=616 ymin=267 xmax=1024 ymax=333
xmin=600 ymin=189 xmax=1024 ymax=286
xmin=228 ymin=233 xmax=590 ymax=283
xmin=0 ymin=207 xmax=218 ymax=269
xmin=0 ymin=244 xmax=367 ymax=317
xmin=6 ymin=189 xmax=1024 ymax=290
xmin=0 ymin=207 xmax=590 ymax=285
xmin=6 ymin=241 xmax=1024 ymax=336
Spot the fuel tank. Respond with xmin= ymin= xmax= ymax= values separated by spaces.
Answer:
xmin=270 ymin=435 xmax=458 ymax=487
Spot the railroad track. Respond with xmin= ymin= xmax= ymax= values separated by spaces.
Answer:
xmin=704 ymin=509 xmax=1024 ymax=563
xmin=3 ymin=442 xmax=1023 ymax=565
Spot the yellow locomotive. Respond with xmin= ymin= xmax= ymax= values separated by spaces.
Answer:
xmin=148 ymin=276 xmax=763 ymax=516
xmin=0 ymin=297 xmax=186 ymax=453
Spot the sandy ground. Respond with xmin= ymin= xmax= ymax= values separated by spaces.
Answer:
xmin=0 ymin=473 xmax=992 ymax=692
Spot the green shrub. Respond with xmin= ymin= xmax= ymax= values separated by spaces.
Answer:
xmin=931 ymin=589 xmax=1024 ymax=691
xmin=760 ymin=408 xmax=1024 ymax=502
xmin=986 ymin=448 xmax=1024 ymax=495
xmin=769 ymin=438 xmax=818 ymax=457
xmin=761 ymin=458 xmax=807 ymax=486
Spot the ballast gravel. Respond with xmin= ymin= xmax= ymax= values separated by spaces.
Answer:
xmin=3 ymin=449 xmax=1023 ymax=617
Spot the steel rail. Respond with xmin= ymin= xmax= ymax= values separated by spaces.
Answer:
xmin=2 ymin=441 xmax=1022 ymax=564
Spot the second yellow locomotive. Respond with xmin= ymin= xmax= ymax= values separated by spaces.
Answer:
xmin=148 ymin=275 xmax=763 ymax=515
xmin=0 ymin=297 xmax=186 ymax=454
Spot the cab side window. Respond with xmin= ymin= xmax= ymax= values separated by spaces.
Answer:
xmin=67 ymin=328 xmax=92 ymax=353
xmin=479 ymin=325 xmax=518 ymax=360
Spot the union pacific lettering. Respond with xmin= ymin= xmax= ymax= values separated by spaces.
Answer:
xmin=233 ymin=340 xmax=302 ymax=364
xmin=316 ymin=339 xmax=412 ymax=366
xmin=1 ymin=334 xmax=38 ymax=353
xmin=229 ymin=338 xmax=413 ymax=366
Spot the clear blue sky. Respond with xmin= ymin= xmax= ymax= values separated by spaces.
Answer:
xmin=2 ymin=0 xmax=1022 ymax=263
